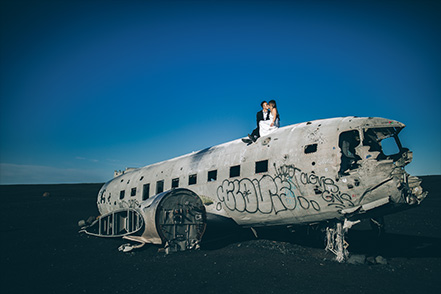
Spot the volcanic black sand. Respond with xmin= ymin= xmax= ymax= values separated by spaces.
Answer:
xmin=1 ymin=176 xmax=440 ymax=294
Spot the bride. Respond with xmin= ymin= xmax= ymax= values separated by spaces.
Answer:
xmin=259 ymin=100 xmax=280 ymax=137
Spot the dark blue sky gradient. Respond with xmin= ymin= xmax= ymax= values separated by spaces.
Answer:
xmin=1 ymin=0 xmax=440 ymax=184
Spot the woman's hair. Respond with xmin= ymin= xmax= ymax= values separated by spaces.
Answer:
xmin=268 ymin=100 xmax=280 ymax=119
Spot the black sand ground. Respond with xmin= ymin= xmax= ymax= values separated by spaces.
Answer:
xmin=1 ymin=176 xmax=440 ymax=294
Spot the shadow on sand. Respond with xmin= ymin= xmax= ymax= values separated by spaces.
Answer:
xmin=201 ymin=222 xmax=441 ymax=259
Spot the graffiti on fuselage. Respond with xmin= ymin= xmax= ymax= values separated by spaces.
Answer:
xmin=277 ymin=164 xmax=355 ymax=209
xmin=216 ymin=164 xmax=354 ymax=214
xmin=98 ymin=189 xmax=140 ymax=210
xmin=118 ymin=199 xmax=140 ymax=209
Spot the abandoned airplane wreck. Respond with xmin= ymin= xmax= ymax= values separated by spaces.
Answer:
xmin=80 ymin=116 xmax=427 ymax=262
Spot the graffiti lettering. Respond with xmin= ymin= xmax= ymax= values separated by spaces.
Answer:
xmin=217 ymin=165 xmax=320 ymax=214
xmin=216 ymin=163 xmax=353 ymax=214
xmin=279 ymin=164 xmax=354 ymax=210
xmin=321 ymin=191 xmax=353 ymax=209
xmin=119 ymin=199 xmax=140 ymax=209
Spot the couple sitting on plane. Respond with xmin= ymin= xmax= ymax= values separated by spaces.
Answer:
xmin=244 ymin=100 xmax=280 ymax=143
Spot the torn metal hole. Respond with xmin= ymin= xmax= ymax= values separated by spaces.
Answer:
xmin=262 ymin=137 xmax=271 ymax=146
xmin=305 ymin=144 xmax=318 ymax=154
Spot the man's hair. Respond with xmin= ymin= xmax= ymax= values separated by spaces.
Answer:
xmin=260 ymin=101 xmax=267 ymax=108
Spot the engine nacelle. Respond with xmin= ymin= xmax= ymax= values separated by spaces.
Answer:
xmin=138 ymin=188 xmax=206 ymax=251
xmin=83 ymin=188 xmax=206 ymax=252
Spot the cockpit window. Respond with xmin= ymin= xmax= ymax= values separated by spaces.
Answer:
xmin=381 ymin=137 xmax=400 ymax=156
xmin=338 ymin=127 xmax=406 ymax=176
xmin=339 ymin=130 xmax=361 ymax=175
xmin=363 ymin=127 xmax=404 ymax=161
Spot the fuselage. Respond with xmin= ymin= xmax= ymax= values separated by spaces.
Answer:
xmin=97 ymin=117 xmax=427 ymax=228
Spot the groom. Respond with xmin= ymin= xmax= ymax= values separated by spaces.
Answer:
xmin=242 ymin=101 xmax=270 ymax=144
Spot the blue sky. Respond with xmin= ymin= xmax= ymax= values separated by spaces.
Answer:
xmin=1 ymin=0 xmax=440 ymax=184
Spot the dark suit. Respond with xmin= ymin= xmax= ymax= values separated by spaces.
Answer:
xmin=250 ymin=110 xmax=270 ymax=140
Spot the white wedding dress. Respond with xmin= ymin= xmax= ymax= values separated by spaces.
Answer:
xmin=259 ymin=112 xmax=280 ymax=137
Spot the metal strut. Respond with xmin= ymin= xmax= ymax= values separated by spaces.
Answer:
xmin=325 ymin=222 xmax=349 ymax=263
